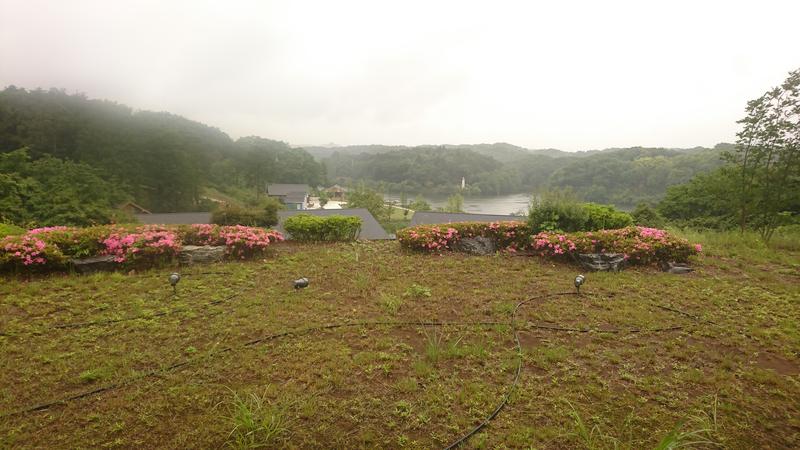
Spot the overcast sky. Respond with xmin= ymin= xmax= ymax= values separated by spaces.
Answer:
xmin=1 ymin=0 xmax=798 ymax=151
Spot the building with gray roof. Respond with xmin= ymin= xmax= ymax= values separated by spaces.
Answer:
xmin=267 ymin=184 xmax=310 ymax=210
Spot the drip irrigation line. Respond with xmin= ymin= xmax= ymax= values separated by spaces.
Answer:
xmin=1 ymin=289 xmax=711 ymax=450
xmin=655 ymin=304 xmax=718 ymax=325
xmin=443 ymin=291 xmax=577 ymax=449
xmin=0 ymin=290 xmax=244 ymax=337
xmin=0 ymin=319 xmax=504 ymax=419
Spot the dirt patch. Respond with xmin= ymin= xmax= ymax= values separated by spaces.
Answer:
xmin=756 ymin=352 xmax=800 ymax=376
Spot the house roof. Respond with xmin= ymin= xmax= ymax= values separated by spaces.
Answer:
xmin=267 ymin=184 xmax=311 ymax=196
xmin=136 ymin=212 xmax=212 ymax=225
xmin=119 ymin=201 xmax=152 ymax=214
xmin=410 ymin=211 xmax=524 ymax=226
xmin=283 ymin=192 xmax=308 ymax=203
xmin=325 ymin=184 xmax=347 ymax=193
xmin=275 ymin=208 xmax=392 ymax=240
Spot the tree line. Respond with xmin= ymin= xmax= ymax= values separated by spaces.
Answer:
xmin=318 ymin=142 xmax=727 ymax=208
xmin=0 ymin=87 xmax=325 ymax=225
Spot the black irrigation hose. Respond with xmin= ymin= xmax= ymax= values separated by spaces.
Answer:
xmin=0 ymin=289 xmax=709 ymax=449
xmin=443 ymin=291 xmax=577 ymax=449
xmin=0 ymin=319 xmax=504 ymax=419
xmin=0 ymin=290 xmax=246 ymax=337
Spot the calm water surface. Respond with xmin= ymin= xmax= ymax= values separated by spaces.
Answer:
xmin=384 ymin=193 xmax=531 ymax=216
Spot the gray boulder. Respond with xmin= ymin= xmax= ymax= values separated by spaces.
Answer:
xmin=178 ymin=245 xmax=226 ymax=265
xmin=576 ymin=253 xmax=626 ymax=272
xmin=71 ymin=255 xmax=118 ymax=274
xmin=453 ymin=236 xmax=496 ymax=255
xmin=660 ymin=261 xmax=694 ymax=274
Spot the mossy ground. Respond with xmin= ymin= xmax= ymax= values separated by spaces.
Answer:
xmin=0 ymin=237 xmax=798 ymax=449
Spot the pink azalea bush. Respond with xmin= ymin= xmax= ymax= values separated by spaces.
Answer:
xmin=180 ymin=224 xmax=284 ymax=258
xmin=397 ymin=221 xmax=529 ymax=253
xmin=530 ymin=226 xmax=700 ymax=264
xmin=101 ymin=228 xmax=181 ymax=263
xmin=398 ymin=222 xmax=700 ymax=265
xmin=0 ymin=233 xmax=66 ymax=268
xmin=0 ymin=224 xmax=285 ymax=271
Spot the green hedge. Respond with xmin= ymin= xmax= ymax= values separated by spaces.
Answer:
xmin=283 ymin=215 xmax=362 ymax=241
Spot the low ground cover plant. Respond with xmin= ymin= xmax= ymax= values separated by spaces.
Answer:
xmin=397 ymin=222 xmax=700 ymax=265
xmin=283 ymin=214 xmax=362 ymax=241
xmin=0 ymin=224 xmax=284 ymax=271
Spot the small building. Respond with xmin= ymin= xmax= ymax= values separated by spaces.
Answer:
xmin=275 ymin=208 xmax=392 ymax=240
xmin=410 ymin=211 xmax=523 ymax=226
xmin=119 ymin=201 xmax=151 ymax=215
xmin=267 ymin=184 xmax=310 ymax=210
xmin=325 ymin=184 xmax=348 ymax=201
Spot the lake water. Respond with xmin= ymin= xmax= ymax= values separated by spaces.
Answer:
xmin=384 ymin=193 xmax=531 ymax=216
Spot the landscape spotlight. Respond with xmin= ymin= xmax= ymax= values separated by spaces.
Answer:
xmin=169 ymin=272 xmax=181 ymax=294
xmin=293 ymin=277 xmax=309 ymax=290
xmin=574 ymin=274 xmax=585 ymax=294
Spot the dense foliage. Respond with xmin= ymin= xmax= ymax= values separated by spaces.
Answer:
xmin=657 ymin=167 xmax=738 ymax=230
xmin=210 ymin=201 xmax=280 ymax=227
xmin=283 ymin=215 xmax=362 ymax=241
xmin=398 ymin=222 xmax=700 ymax=265
xmin=0 ymin=88 xmax=325 ymax=216
xmin=528 ymin=190 xmax=633 ymax=233
xmin=0 ymin=148 xmax=128 ymax=226
xmin=0 ymin=224 xmax=283 ymax=271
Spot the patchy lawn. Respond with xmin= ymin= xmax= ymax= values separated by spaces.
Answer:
xmin=0 ymin=241 xmax=798 ymax=448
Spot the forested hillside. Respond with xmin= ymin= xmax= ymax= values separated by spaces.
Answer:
xmin=1 ymin=87 xmax=731 ymax=227
xmin=0 ymin=87 xmax=325 ymax=218
xmin=319 ymin=143 xmax=727 ymax=206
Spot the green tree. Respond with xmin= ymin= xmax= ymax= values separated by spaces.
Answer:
xmin=346 ymin=183 xmax=390 ymax=222
xmin=0 ymin=148 xmax=127 ymax=226
xmin=658 ymin=167 xmax=738 ymax=230
xmin=408 ymin=195 xmax=432 ymax=212
xmin=724 ymin=68 xmax=800 ymax=241
xmin=442 ymin=193 xmax=464 ymax=213
xmin=631 ymin=202 xmax=665 ymax=228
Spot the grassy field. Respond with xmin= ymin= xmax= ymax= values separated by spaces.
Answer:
xmin=0 ymin=236 xmax=798 ymax=448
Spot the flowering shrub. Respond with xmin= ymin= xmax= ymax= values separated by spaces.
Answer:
xmin=531 ymin=227 xmax=700 ymax=264
xmin=0 ymin=224 xmax=285 ymax=272
xmin=397 ymin=221 xmax=529 ymax=253
xmin=398 ymin=223 xmax=700 ymax=265
xmin=101 ymin=229 xmax=181 ymax=264
xmin=0 ymin=233 xmax=66 ymax=268
xmin=180 ymin=224 xmax=284 ymax=258
xmin=218 ymin=225 xmax=284 ymax=258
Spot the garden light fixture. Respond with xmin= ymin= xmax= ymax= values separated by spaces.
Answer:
xmin=574 ymin=274 xmax=585 ymax=294
xmin=169 ymin=273 xmax=181 ymax=294
xmin=293 ymin=277 xmax=309 ymax=290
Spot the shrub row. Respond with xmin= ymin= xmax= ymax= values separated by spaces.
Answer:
xmin=397 ymin=222 xmax=700 ymax=265
xmin=283 ymin=215 xmax=362 ymax=241
xmin=0 ymin=224 xmax=284 ymax=271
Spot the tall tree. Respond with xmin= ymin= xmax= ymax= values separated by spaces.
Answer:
xmin=724 ymin=69 xmax=800 ymax=241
